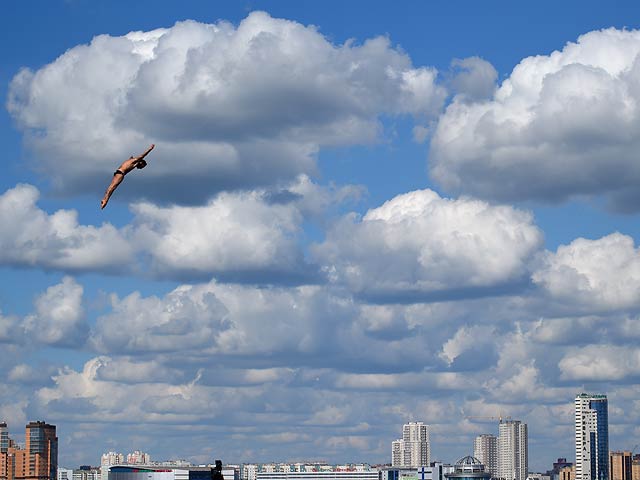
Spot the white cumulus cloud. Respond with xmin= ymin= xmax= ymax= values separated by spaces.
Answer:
xmin=23 ymin=276 xmax=88 ymax=347
xmin=532 ymin=232 xmax=640 ymax=311
xmin=0 ymin=184 xmax=133 ymax=272
xmin=89 ymin=281 xmax=351 ymax=358
xmin=131 ymin=176 xmax=325 ymax=282
xmin=314 ymin=189 xmax=542 ymax=301
xmin=559 ymin=345 xmax=640 ymax=381
xmin=430 ymin=28 xmax=640 ymax=210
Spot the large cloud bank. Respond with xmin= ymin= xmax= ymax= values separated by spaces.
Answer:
xmin=430 ymin=28 xmax=640 ymax=210
xmin=8 ymin=11 xmax=445 ymax=204
xmin=0 ymin=178 xmax=339 ymax=282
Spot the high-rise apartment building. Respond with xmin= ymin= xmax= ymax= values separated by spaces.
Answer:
xmin=0 ymin=422 xmax=57 ymax=480
xmin=26 ymin=421 xmax=58 ymax=480
xmin=474 ymin=434 xmax=497 ymax=476
xmin=609 ymin=452 xmax=631 ymax=480
xmin=497 ymin=420 xmax=528 ymax=480
xmin=391 ymin=422 xmax=430 ymax=467
xmin=403 ymin=422 xmax=430 ymax=467
xmin=575 ymin=394 xmax=608 ymax=480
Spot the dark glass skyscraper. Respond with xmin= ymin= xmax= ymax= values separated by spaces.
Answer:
xmin=575 ymin=393 xmax=609 ymax=480
xmin=0 ymin=423 xmax=8 ymax=453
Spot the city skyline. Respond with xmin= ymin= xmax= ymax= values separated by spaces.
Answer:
xmin=0 ymin=401 xmax=616 ymax=475
xmin=2 ymin=0 xmax=640 ymax=470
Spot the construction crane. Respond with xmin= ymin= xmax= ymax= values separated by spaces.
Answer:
xmin=464 ymin=414 xmax=512 ymax=423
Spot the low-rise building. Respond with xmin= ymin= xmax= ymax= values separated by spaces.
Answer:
xmin=73 ymin=467 xmax=101 ymax=480
xmin=58 ymin=469 xmax=74 ymax=480
xmin=381 ymin=462 xmax=453 ymax=480
xmin=610 ymin=452 xmax=632 ymax=480
xmin=558 ymin=466 xmax=575 ymax=480
xmin=109 ymin=466 xmax=237 ymax=480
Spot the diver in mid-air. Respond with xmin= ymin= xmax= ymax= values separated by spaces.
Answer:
xmin=101 ymin=144 xmax=155 ymax=209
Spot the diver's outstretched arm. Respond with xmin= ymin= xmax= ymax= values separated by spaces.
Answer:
xmin=137 ymin=144 xmax=155 ymax=160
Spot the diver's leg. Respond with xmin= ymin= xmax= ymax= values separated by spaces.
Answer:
xmin=101 ymin=173 xmax=124 ymax=209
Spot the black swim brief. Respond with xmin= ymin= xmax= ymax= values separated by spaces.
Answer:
xmin=114 ymin=169 xmax=124 ymax=176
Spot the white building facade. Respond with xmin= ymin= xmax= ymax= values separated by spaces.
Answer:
xmin=497 ymin=420 xmax=528 ymax=480
xmin=256 ymin=470 xmax=378 ymax=480
xmin=243 ymin=465 xmax=258 ymax=480
xmin=58 ymin=468 xmax=74 ymax=480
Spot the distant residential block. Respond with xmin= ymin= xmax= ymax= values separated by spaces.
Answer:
xmin=473 ymin=435 xmax=497 ymax=477
xmin=391 ymin=422 xmax=431 ymax=468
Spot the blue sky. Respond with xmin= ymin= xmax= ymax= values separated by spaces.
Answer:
xmin=3 ymin=0 xmax=640 ymax=471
